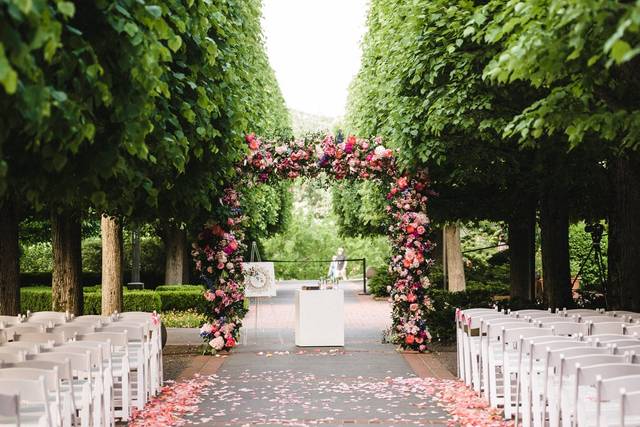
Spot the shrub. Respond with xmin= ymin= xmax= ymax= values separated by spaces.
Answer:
xmin=21 ymin=287 xmax=162 ymax=314
xmin=82 ymin=235 xmax=165 ymax=275
xmin=157 ymin=290 xmax=206 ymax=312
xmin=368 ymin=268 xmax=393 ymax=297
xmin=161 ymin=310 xmax=207 ymax=328
xmin=21 ymin=287 xmax=53 ymax=312
xmin=20 ymin=242 xmax=53 ymax=273
xmin=424 ymin=287 xmax=496 ymax=342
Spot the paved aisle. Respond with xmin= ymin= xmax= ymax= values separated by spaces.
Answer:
xmin=181 ymin=281 xmax=451 ymax=426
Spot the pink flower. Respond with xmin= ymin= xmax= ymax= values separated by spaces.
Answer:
xmin=217 ymin=262 xmax=225 ymax=269
xmin=410 ymin=303 xmax=419 ymax=312
xmin=200 ymin=323 xmax=213 ymax=334
xmin=417 ymin=226 xmax=425 ymax=235
xmin=225 ymin=337 xmax=236 ymax=348
xmin=407 ymin=293 xmax=417 ymax=303
xmin=215 ymin=289 xmax=225 ymax=297
xmin=204 ymin=291 xmax=216 ymax=301
xmin=209 ymin=336 xmax=224 ymax=350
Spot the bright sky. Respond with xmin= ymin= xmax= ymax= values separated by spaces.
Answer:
xmin=261 ymin=0 xmax=369 ymax=118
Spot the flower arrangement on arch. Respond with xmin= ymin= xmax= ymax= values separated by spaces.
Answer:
xmin=191 ymin=188 xmax=248 ymax=353
xmin=193 ymin=133 xmax=436 ymax=353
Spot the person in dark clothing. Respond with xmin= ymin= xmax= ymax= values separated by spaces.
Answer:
xmin=335 ymin=248 xmax=347 ymax=281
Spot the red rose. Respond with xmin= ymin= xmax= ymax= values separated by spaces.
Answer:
xmin=405 ymin=335 xmax=415 ymax=344
xmin=225 ymin=337 xmax=236 ymax=348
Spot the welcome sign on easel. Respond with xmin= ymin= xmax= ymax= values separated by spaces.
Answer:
xmin=243 ymin=262 xmax=276 ymax=297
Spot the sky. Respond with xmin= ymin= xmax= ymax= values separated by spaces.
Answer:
xmin=261 ymin=0 xmax=369 ymax=118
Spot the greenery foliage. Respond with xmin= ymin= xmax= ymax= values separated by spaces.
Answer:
xmin=262 ymin=181 xmax=390 ymax=280
xmin=368 ymin=268 xmax=393 ymax=298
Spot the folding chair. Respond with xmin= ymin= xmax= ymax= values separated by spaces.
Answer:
xmin=0 ymin=392 xmax=19 ymax=426
xmin=619 ymin=389 xmax=640 ymax=427
xmin=0 ymin=377 xmax=52 ymax=427
xmin=574 ymin=364 xmax=640 ymax=427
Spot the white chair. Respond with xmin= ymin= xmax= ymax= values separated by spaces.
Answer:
xmin=619 ymin=389 xmax=640 ymax=427
xmin=1 ymin=341 xmax=42 ymax=354
xmin=535 ymin=317 xmax=577 ymax=324
xmin=556 ymin=354 xmax=628 ymax=427
xmin=588 ymin=374 xmax=640 ymax=427
xmin=483 ymin=320 xmax=530 ymax=405
xmin=583 ymin=316 xmax=619 ymax=324
xmin=16 ymin=333 xmax=66 ymax=347
xmin=53 ymin=343 xmax=110 ymax=427
xmin=28 ymin=313 xmax=67 ymax=322
xmin=564 ymin=309 xmax=603 ymax=317
xmin=574 ymin=364 xmax=640 ymax=427
xmin=0 ymin=377 xmax=52 ymax=427
xmin=77 ymin=332 xmax=131 ymax=422
xmin=0 ymin=351 xmax=25 ymax=363
xmin=52 ymin=325 xmax=95 ymax=341
xmin=3 ymin=325 xmax=45 ymax=340
xmin=30 ymin=352 xmax=91 ymax=427
xmin=460 ymin=312 xmax=505 ymax=391
xmin=0 ymin=368 xmax=66 ymax=427
xmin=0 ymin=392 xmax=19 ymax=427
xmin=540 ymin=322 xmax=588 ymax=337
xmin=625 ymin=325 xmax=640 ymax=336
xmin=98 ymin=323 xmax=148 ymax=406
xmin=518 ymin=339 xmax=586 ymax=427
xmin=590 ymin=322 xmax=628 ymax=335
xmin=499 ymin=326 xmax=553 ymax=419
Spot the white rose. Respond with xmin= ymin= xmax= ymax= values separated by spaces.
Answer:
xmin=209 ymin=336 xmax=225 ymax=350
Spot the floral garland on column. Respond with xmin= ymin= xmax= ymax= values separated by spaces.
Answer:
xmin=192 ymin=188 xmax=248 ymax=352
xmin=192 ymin=133 xmax=435 ymax=353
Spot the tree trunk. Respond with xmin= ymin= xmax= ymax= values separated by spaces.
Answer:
xmin=608 ymin=153 xmax=640 ymax=310
xmin=540 ymin=184 xmax=572 ymax=309
xmin=508 ymin=202 xmax=536 ymax=302
xmin=0 ymin=197 xmax=20 ymax=315
xmin=51 ymin=211 xmax=83 ymax=315
xmin=444 ymin=224 xmax=466 ymax=292
xmin=164 ymin=224 xmax=187 ymax=285
xmin=101 ymin=215 xmax=123 ymax=315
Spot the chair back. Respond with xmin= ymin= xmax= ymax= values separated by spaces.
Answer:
xmin=15 ymin=332 xmax=66 ymax=346
xmin=6 ymin=360 xmax=72 ymax=380
xmin=0 ymin=351 xmax=24 ymax=363
xmin=590 ymin=322 xmax=627 ymax=335
xmin=547 ymin=346 xmax=611 ymax=369
xmin=0 ymin=377 xmax=51 ymax=426
xmin=562 ymin=354 xmax=627 ymax=378
xmin=531 ymin=340 xmax=588 ymax=359
xmin=598 ymin=374 xmax=640 ymax=401
xmin=536 ymin=317 xmax=576 ymax=324
xmin=486 ymin=322 xmax=529 ymax=340
xmin=544 ymin=322 xmax=588 ymax=337
xmin=77 ymin=332 xmax=128 ymax=349
xmin=503 ymin=327 xmax=552 ymax=349
xmin=624 ymin=325 xmax=640 ymax=336
xmin=0 ymin=392 xmax=19 ymax=421
xmin=582 ymin=316 xmax=615 ymax=323
xmin=0 ymin=367 xmax=59 ymax=393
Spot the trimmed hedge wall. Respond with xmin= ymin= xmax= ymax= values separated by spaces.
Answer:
xmin=20 ymin=286 xmax=194 ymax=314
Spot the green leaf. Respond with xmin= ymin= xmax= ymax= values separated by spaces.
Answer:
xmin=145 ymin=5 xmax=162 ymax=18
xmin=14 ymin=0 xmax=32 ymax=13
xmin=57 ymin=1 xmax=75 ymax=17
xmin=168 ymin=35 xmax=182 ymax=52
xmin=610 ymin=40 xmax=631 ymax=64
xmin=124 ymin=22 xmax=139 ymax=37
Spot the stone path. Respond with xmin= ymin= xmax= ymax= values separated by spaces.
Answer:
xmin=162 ymin=281 xmax=455 ymax=427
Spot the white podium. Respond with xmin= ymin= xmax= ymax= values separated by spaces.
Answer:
xmin=295 ymin=289 xmax=344 ymax=347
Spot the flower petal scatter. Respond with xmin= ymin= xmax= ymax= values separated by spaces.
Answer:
xmin=129 ymin=376 xmax=212 ymax=426
xmin=192 ymin=133 xmax=435 ymax=352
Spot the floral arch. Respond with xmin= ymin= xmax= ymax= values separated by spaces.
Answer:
xmin=192 ymin=133 xmax=434 ymax=352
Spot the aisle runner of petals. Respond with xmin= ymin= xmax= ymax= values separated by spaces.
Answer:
xmin=130 ymin=373 xmax=512 ymax=426
xmin=129 ymin=375 xmax=212 ymax=427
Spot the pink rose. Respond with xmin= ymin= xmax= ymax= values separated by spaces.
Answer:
xmin=209 ymin=336 xmax=225 ymax=350
xmin=410 ymin=303 xmax=419 ymax=312
xmin=217 ymin=262 xmax=225 ymax=269
xmin=204 ymin=291 xmax=216 ymax=301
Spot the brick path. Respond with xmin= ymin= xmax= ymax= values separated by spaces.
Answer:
xmin=168 ymin=281 xmax=454 ymax=426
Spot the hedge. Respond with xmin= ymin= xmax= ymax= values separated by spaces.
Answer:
xmin=21 ymin=287 xmax=164 ymax=314
xmin=157 ymin=290 xmax=207 ymax=313
xmin=155 ymin=284 xmax=204 ymax=292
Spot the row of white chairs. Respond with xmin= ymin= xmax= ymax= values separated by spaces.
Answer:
xmin=0 ymin=311 xmax=163 ymax=426
xmin=457 ymin=307 xmax=640 ymax=426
